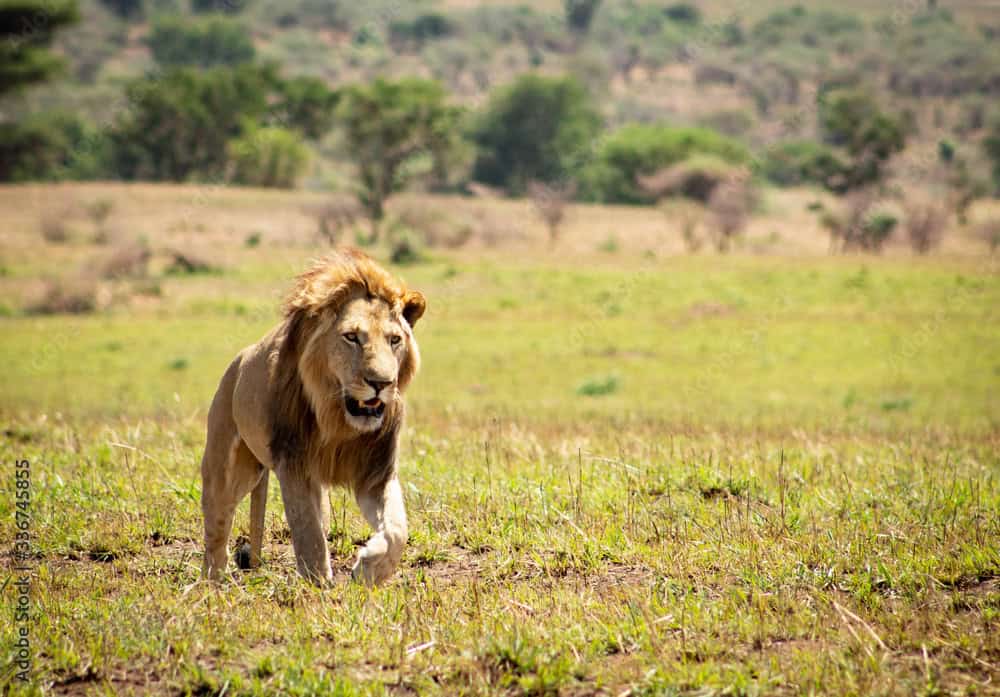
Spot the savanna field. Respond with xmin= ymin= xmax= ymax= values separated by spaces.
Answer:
xmin=0 ymin=183 xmax=997 ymax=695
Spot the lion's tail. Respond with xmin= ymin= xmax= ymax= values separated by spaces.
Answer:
xmin=248 ymin=468 xmax=269 ymax=569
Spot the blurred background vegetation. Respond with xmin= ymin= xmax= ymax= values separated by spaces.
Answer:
xmin=1 ymin=0 xmax=999 ymax=253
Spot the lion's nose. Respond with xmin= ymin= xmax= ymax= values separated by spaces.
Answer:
xmin=365 ymin=378 xmax=392 ymax=393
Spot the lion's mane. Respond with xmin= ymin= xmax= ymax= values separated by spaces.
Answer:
xmin=267 ymin=249 xmax=424 ymax=493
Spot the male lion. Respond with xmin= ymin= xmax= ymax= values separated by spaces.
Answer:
xmin=200 ymin=248 xmax=425 ymax=586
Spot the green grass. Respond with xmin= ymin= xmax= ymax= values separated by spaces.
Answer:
xmin=1 ymin=250 xmax=999 ymax=695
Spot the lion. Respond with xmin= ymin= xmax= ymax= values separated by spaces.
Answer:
xmin=200 ymin=248 xmax=425 ymax=586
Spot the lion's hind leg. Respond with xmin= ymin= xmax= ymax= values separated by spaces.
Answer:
xmin=201 ymin=432 xmax=265 ymax=581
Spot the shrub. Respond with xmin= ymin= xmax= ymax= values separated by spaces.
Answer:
xmin=694 ymin=63 xmax=738 ymax=86
xmin=393 ymin=206 xmax=473 ymax=249
xmin=565 ymin=0 xmax=602 ymax=34
xmin=903 ymin=200 xmax=948 ymax=254
xmin=303 ymin=198 xmax=361 ymax=245
xmin=528 ymin=181 xmax=576 ymax=247
xmin=39 ymin=211 xmax=71 ymax=244
xmin=192 ymin=0 xmax=248 ymax=14
xmin=228 ymin=127 xmax=309 ymax=188
xmin=821 ymin=191 xmax=898 ymax=253
xmin=0 ymin=112 xmax=109 ymax=182
xmin=389 ymin=12 xmax=454 ymax=50
xmin=273 ymin=76 xmax=340 ymax=140
xmin=580 ymin=125 xmax=749 ymax=204
xmin=28 ymin=279 xmax=98 ymax=315
xmin=974 ymin=220 xmax=1000 ymax=253
xmin=388 ymin=235 xmax=425 ymax=265
xmin=887 ymin=11 xmax=1000 ymax=98
xmin=664 ymin=3 xmax=700 ymax=24
xmin=637 ymin=154 xmax=744 ymax=203
xmin=147 ymin=15 xmax=255 ymax=68
xmin=707 ymin=175 xmax=755 ymax=252
xmin=109 ymin=65 xmax=273 ymax=181
xmin=760 ymin=140 xmax=850 ymax=191
xmin=577 ymin=375 xmax=619 ymax=396
xmin=165 ymin=250 xmax=218 ymax=275
xmin=101 ymin=243 xmax=150 ymax=279
xmin=820 ymin=89 xmax=906 ymax=158
xmin=98 ymin=0 xmax=143 ymax=20
xmin=862 ymin=212 xmax=898 ymax=252
xmin=702 ymin=109 xmax=755 ymax=138
xmin=471 ymin=74 xmax=601 ymax=196
xmin=749 ymin=6 xmax=863 ymax=53
xmin=819 ymin=89 xmax=907 ymax=190
xmin=259 ymin=0 xmax=345 ymax=30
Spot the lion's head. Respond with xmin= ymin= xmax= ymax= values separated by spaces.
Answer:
xmin=268 ymin=249 xmax=425 ymax=487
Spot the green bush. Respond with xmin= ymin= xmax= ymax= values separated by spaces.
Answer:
xmin=389 ymin=12 xmax=454 ymax=49
xmin=228 ymin=126 xmax=308 ymax=188
xmin=886 ymin=11 xmax=1000 ymax=97
xmin=565 ymin=0 xmax=601 ymax=34
xmin=147 ymin=15 xmax=255 ymax=68
xmin=749 ymin=6 xmax=863 ymax=51
xmin=192 ymin=0 xmax=248 ymax=14
xmin=0 ymin=112 xmax=108 ymax=182
xmin=761 ymin=140 xmax=850 ymax=191
xmin=664 ymin=3 xmax=700 ymax=24
xmin=0 ymin=0 xmax=79 ymax=96
xmin=579 ymin=124 xmax=749 ymax=204
xmin=109 ymin=65 xmax=273 ymax=181
xmin=272 ymin=76 xmax=339 ymax=139
xmin=819 ymin=89 xmax=906 ymax=190
xmin=471 ymin=74 xmax=601 ymax=195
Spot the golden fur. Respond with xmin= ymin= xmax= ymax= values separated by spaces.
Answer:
xmin=201 ymin=248 xmax=425 ymax=584
xmin=268 ymin=248 xmax=424 ymax=493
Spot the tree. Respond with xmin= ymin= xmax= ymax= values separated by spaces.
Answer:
xmin=471 ymin=74 xmax=601 ymax=195
xmin=336 ymin=78 xmax=463 ymax=241
xmin=819 ymin=89 xmax=906 ymax=190
xmin=147 ymin=15 xmax=255 ymax=68
xmin=565 ymin=0 xmax=601 ymax=35
xmin=109 ymin=65 xmax=273 ymax=181
xmin=273 ymin=76 xmax=340 ymax=140
xmin=0 ymin=0 xmax=78 ymax=96
xmin=0 ymin=111 xmax=107 ymax=181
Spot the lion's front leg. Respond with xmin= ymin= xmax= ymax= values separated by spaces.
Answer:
xmin=276 ymin=467 xmax=332 ymax=585
xmin=352 ymin=477 xmax=408 ymax=586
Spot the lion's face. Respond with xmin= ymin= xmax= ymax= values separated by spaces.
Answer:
xmin=322 ymin=293 xmax=417 ymax=433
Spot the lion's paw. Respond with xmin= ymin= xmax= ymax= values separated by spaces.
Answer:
xmin=351 ymin=535 xmax=399 ymax=586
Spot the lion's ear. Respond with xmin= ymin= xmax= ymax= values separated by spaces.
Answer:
xmin=402 ymin=291 xmax=426 ymax=327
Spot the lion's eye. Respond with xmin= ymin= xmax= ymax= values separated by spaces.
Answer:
xmin=343 ymin=332 xmax=360 ymax=344
xmin=390 ymin=335 xmax=402 ymax=346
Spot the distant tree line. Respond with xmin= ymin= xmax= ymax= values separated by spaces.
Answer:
xmin=2 ymin=0 xmax=1000 ymax=241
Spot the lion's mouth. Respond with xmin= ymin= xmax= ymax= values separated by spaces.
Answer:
xmin=345 ymin=396 xmax=385 ymax=419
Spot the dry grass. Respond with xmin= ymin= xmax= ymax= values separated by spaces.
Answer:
xmin=1 ymin=182 xmax=998 ymax=695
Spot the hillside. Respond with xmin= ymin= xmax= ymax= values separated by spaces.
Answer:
xmin=3 ymin=0 xmax=996 ymax=194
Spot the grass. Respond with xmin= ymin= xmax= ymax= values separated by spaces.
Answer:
xmin=0 ymin=184 xmax=999 ymax=695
